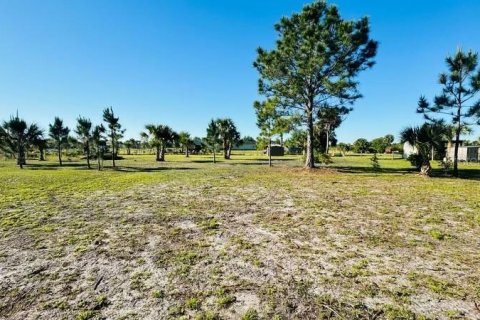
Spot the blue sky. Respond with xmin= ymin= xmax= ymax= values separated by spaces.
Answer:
xmin=0 ymin=0 xmax=479 ymax=143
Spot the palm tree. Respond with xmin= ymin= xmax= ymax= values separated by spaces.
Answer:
xmin=0 ymin=114 xmax=43 ymax=168
xmin=75 ymin=116 xmax=92 ymax=169
xmin=124 ymin=138 xmax=137 ymax=155
xmin=206 ymin=119 xmax=220 ymax=163
xmin=34 ymin=137 xmax=48 ymax=161
xmin=217 ymin=118 xmax=240 ymax=159
xmin=400 ymin=121 xmax=450 ymax=175
xmin=92 ymin=124 xmax=106 ymax=170
xmin=178 ymin=131 xmax=192 ymax=157
xmin=49 ymin=117 xmax=70 ymax=166
xmin=103 ymin=107 xmax=124 ymax=168
xmin=144 ymin=124 xmax=177 ymax=161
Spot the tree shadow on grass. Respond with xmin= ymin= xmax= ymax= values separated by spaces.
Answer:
xmin=114 ymin=166 xmax=197 ymax=173
xmin=25 ymin=163 xmax=89 ymax=170
xmin=334 ymin=165 xmax=480 ymax=180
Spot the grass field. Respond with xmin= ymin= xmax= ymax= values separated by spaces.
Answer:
xmin=1 ymin=153 xmax=480 ymax=319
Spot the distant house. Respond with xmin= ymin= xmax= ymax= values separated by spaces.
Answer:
xmin=446 ymin=141 xmax=479 ymax=162
xmin=404 ymin=140 xmax=479 ymax=162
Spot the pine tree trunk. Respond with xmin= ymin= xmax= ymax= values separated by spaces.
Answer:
xmin=325 ymin=129 xmax=330 ymax=155
xmin=453 ymin=123 xmax=461 ymax=177
xmin=86 ymin=141 xmax=91 ymax=169
xmin=305 ymin=106 xmax=315 ymax=169
xmin=112 ymin=136 xmax=116 ymax=168
xmin=58 ymin=143 xmax=62 ymax=166
xmin=213 ymin=144 xmax=216 ymax=164
xmin=268 ymin=137 xmax=272 ymax=167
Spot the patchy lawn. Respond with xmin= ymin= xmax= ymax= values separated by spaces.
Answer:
xmin=1 ymin=154 xmax=479 ymax=319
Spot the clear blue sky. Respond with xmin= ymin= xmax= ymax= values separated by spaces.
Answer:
xmin=1 ymin=0 xmax=479 ymax=142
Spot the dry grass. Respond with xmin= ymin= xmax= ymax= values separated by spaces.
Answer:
xmin=1 ymin=153 xmax=479 ymax=319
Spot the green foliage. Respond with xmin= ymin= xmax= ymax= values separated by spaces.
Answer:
xmin=241 ymin=309 xmax=259 ymax=320
xmin=417 ymin=49 xmax=480 ymax=176
xmin=352 ymin=138 xmax=370 ymax=153
xmin=370 ymin=153 xmax=381 ymax=171
xmin=102 ymin=107 xmax=124 ymax=167
xmin=429 ymin=229 xmax=446 ymax=240
xmin=215 ymin=288 xmax=236 ymax=308
xmin=185 ymin=297 xmax=201 ymax=310
xmin=254 ymin=0 xmax=377 ymax=167
xmin=0 ymin=114 xmax=43 ymax=167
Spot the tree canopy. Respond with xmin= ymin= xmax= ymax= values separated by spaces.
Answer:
xmin=254 ymin=0 xmax=377 ymax=168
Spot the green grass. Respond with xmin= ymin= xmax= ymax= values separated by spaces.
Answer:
xmin=1 ymin=152 xmax=479 ymax=319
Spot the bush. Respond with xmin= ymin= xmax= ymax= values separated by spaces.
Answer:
xmin=407 ymin=154 xmax=424 ymax=169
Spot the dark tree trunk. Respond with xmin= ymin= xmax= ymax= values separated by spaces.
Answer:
xmin=227 ymin=143 xmax=232 ymax=159
xmin=86 ymin=141 xmax=91 ymax=169
xmin=159 ymin=145 xmax=165 ymax=161
xmin=223 ymin=139 xmax=229 ymax=159
xmin=213 ymin=144 xmax=216 ymax=163
xmin=453 ymin=123 xmax=461 ymax=177
xmin=268 ymin=137 xmax=272 ymax=167
xmin=39 ymin=147 xmax=45 ymax=161
xmin=111 ymin=136 xmax=116 ymax=168
xmin=185 ymin=146 xmax=189 ymax=157
xmin=156 ymin=146 xmax=161 ymax=161
xmin=58 ymin=143 xmax=62 ymax=166
xmin=17 ymin=147 xmax=25 ymax=169
xmin=305 ymin=106 xmax=315 ymax=169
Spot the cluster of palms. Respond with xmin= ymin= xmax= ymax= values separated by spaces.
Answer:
xmin=0 ymin=108 xmax=242 ymax=169
xmin=0 ymin=107 xmax=123 ymax=170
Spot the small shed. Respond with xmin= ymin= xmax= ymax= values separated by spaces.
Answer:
xmin=267 ymin=145 xmax=284 ymax=156
xmin=448 ymin=146 xmax=479 ymax=162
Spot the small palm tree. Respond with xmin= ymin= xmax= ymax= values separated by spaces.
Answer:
xmin=92 ymin=124 xmax=106 ymax=170
xmin=217 ymin=118 xmax=240 ymax=159
xmin=103 ymin=107 xmax=124 ymax=168
xmin=144 ymin=124 xmax=177 ymax=161
xmin=75 ymin=116 xmax=93 ymax=169
xmin=49 ymin=117 xmax=70 ymax=166
xmin=206 ymin=119 xmax=220 ymax=163
xmin=0 ymin=114 xmax=43 ymax=168
xmin=400 ymin=121 xmax=450 ymax=175
xmin=178 ymin=131 xmax=192 ymax=157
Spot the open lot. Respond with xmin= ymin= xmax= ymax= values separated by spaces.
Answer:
xmin=1 ymin=153 xmax=479 ymax=319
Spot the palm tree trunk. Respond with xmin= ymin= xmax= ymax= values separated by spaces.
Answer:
xmin=39 ymin=147 xmax=45 ymax=161
xmin=185 ymin=146 xmax=189 ymax=157
xmin=160 ymin=145 xmax=165 ymax=161
xmin=223 ymin=139 xmax=229 ymax=159
xmin=156 ymin=146 xmax=161 ymax=161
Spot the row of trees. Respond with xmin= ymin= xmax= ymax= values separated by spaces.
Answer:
xmin=0 ymin=107 xmax=124 ymax=169
xmin=0 ymin=107 xmax=247 ymax=169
